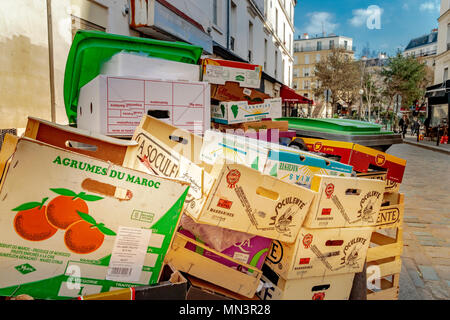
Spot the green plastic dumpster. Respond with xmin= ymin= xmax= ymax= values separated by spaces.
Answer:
xmin=64 ymin=30 xmax=203 ymax=124
xmin=276 ymin=118 xmax=403 ymax=151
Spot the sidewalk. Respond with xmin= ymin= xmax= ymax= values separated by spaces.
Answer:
xmin=402 ymin=136 xmax=450 ymax=155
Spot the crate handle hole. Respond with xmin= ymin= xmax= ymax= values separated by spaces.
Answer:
xmin=325 ymin=240 xmax=344 ymax=246
xmin=65 ymin=140 xmax=98 ymax=152
xmin=81 ymin=178 xmax=132 ymax=201
xmin=169 ymin=135 xmax=188 ymax=145
xmin=345 ymin=188 xmax=361 ymax=195
xmin=148 ymin=110 xmax=170 ymax=119
xmin=256 ymin=187 xmax=279 ymax=201
xmin=312 ymin=284 xmax=330 ymax=292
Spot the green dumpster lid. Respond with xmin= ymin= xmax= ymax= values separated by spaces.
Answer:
xmin=64 ymin=30 xmax=203 ymax=124
xmin=275 ymin=118 xmax=395 ymax=135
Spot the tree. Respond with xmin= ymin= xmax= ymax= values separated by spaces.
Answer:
xmin=381 ymin=53 xmax=430 ymax=111
xmin=313 ymin=48 xmax=362 ymax=116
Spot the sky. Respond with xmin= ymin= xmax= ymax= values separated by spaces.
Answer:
xmin=294 ymin=0 xmax=441 ymax=58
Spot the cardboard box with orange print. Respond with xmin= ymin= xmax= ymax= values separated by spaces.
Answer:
xmin=131 ymin=116 xmax=317 ymax=243
xmin=202 ymin=58 xmax=262 ymax=89
xmin=257 ymin=264 xmax=355 ymax=300
xmin=264 ymin=226 xmax=373 ymax=280
xmin=303 ymin=175 xmax=386 ymax=228
xmin=210 ymin=82 xmax=270 ymax=104
xmin=0 ymin=136 xmax=190 ymax=300
xmin=300 ymin=138 xmax=407 ymax=192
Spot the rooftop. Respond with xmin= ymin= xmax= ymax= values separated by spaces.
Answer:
xmin=404 ymin=31 xmax=438 ymax=51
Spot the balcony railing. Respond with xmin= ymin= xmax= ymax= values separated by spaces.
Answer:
xmin=294 ymin=44 xmax=356 ymax=53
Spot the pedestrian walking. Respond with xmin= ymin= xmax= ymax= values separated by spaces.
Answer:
xmin=398 ymin=114 xmax=409 ymax=138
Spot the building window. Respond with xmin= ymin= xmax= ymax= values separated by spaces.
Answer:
xmin=264 ymin=39 xmax=268 ymax=71
xmin=305 ymin=54 xmax=310 ymax=64
xmin=317 ymin=41 xmax=322 ymax=51
xmin=344 ymin=40 xmax=348 ymax=50
xmin=329 ymin=40 xmax=334 ymax=49
xmin=316 ymin=53 xmax=320 ymax=62
xmin=248 ymin=21 xmax=253 ymax=62
xmin=275 ymin=50 xmax=278 ymax=77
xmin=275 ymin=9 xmax=279 ymax=35
xmin=294 ymin=55 xmax=298 ymax=64
xmin=444 ymin=68 xmax=448 ymax=82
xmin=213 ymin=0 xmax=218 ymax=25
xmin=293 ymin=68 xmax=299 ymax=77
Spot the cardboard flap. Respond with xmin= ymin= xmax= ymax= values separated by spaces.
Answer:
xmin=25 ymin=117 xmax=138 ymax=166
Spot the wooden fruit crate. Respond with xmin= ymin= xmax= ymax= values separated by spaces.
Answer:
xmin=366 ymin=225 xmax=403 ymax=300
xmin=374 ymin=193 xmax=404 ymax=230
xmin=164 ymin=232 xmax=263 ymax=298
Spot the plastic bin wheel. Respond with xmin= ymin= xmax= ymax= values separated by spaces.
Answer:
xmin=288 ymin=138 xmax=309 ymax=151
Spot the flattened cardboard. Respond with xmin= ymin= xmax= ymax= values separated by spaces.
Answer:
xmin=24 ymin=117 xmax=138 ymax=167
xmin=257 ymin=264 xmax=355 ymax=300
xmin=303 ymin=175 xmax=386 ymax=228
xmin=211 ymin=98 xmax=282 ymax=125
xmin=264 ymin=226 xmax=373 ymax=279
xmin=0 ymin=137 xmax=189 ymax=300
xmin=77 ymin=75 xmax=210 ymax=137
xmin=202 ymin=58 xmax=262 ymax=89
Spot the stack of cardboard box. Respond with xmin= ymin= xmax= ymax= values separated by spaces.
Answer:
xmin=296 ymin=137 xmax=407 ymax=299
xmin=0 ymin=31 xmax=409 ymax=301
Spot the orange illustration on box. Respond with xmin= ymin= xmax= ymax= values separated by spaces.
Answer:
xmin=12 ymin=188 xmax=116 ymax=254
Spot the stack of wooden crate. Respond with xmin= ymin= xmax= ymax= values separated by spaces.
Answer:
xmin=364 ymin=177 xmax=405 ymax=300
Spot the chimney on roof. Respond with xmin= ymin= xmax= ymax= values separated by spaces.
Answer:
xmin=432 ymin=28 xmax=438 ymax=33
xmin=302 ymin=33 xmax=309 ymax=39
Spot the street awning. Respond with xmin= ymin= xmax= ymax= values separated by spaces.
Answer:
xmin=280 ymin=85 xmax=314 ymax=104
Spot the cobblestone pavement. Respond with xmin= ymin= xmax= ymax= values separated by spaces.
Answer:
xmin=387 ymin=143 xmax=450 ymax=300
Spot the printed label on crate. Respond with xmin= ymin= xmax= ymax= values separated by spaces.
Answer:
xmin=106 ymin=227 xmax=152 ymax=283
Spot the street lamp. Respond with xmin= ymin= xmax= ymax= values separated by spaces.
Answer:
xmin=359 ymin=89 xmax=364 ymax=120
xmin=359 ymin=57 xmax=367 ymax=121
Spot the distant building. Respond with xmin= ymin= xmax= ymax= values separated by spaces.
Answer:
xmin=425 ymin=0 xmax=450 ymax=129
xmin=292 ymin=33 xmax=355 ymax=117
xmin=403 ymin=29 xmax=438 ymax=75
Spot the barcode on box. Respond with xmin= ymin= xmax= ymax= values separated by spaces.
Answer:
xmin=109 ymin=267 xmax=132 ymax=276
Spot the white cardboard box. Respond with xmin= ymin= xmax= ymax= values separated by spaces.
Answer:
xmin=211 ymin=98 xmax=282 ymax=125
xmin=77 ymin=75 xmax=210 ymax=137
xmin=100 ymin=52 xmax=201 ymax=81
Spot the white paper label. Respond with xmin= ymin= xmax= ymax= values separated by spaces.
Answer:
xmin=233 ymin=252 xmax=250 ymax=265
xmin=106 ymin=226 xmax=152 ymax=283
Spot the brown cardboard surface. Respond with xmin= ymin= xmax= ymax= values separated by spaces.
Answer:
xmin=265 ymin=226 xmax=373 ymax=279
xmin=24 ymin=117 xmax=138 ymax=167
xmin=304 ymin=175 xmax=386 ymax=228
xmin=211 ymin=82 xmax=270 ymax=105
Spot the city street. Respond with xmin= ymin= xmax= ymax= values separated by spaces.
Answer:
xmin=388 ymin=143 xmax=450 ymax=300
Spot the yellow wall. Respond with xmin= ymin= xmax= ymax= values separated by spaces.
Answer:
xmin=0 ymin=0 xmax=110 ymax=131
